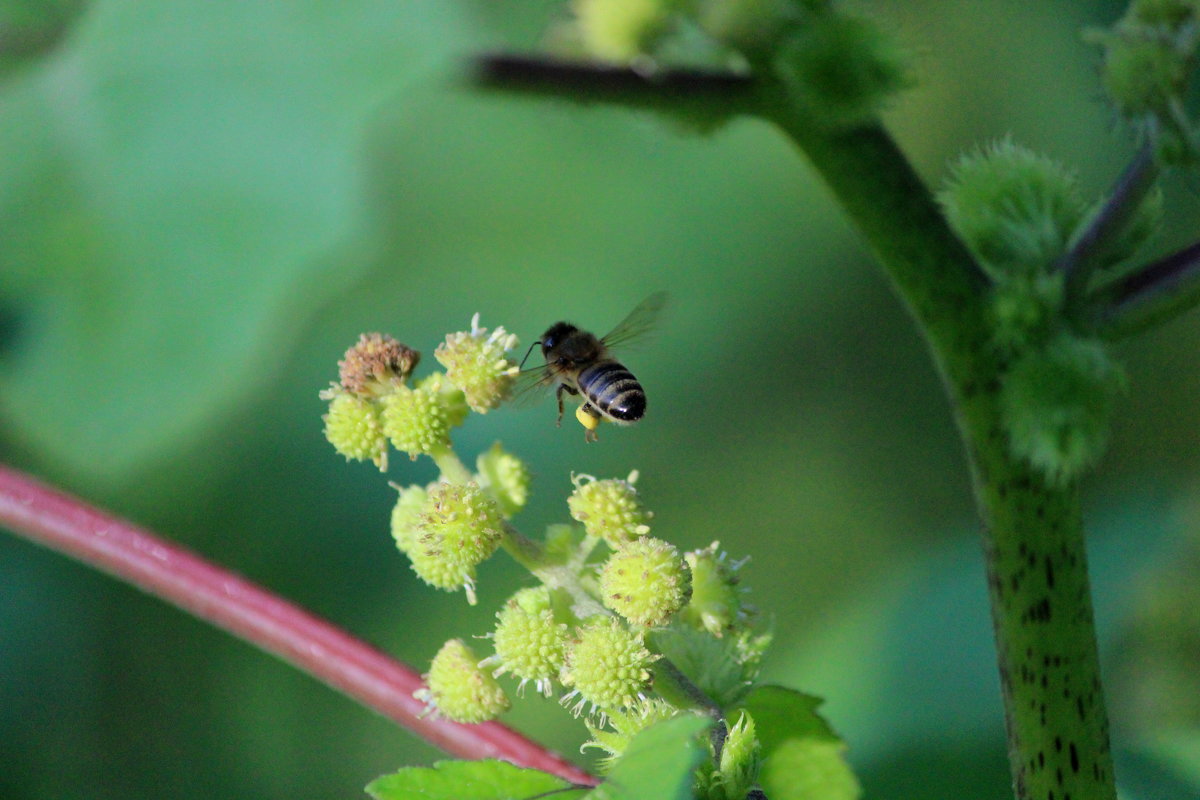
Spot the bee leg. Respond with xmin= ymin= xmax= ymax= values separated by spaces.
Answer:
xmin=555 ymin=385 xmax=566 ymax=427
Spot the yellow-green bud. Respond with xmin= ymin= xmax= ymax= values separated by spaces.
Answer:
xmin=568 ymin=472 xmax=653 ymax=547
xmin=572 ymin=0 xmax=673 ymax=63
xmin=435 ymin=314 xmax=520 ymax=414
xmin=407 ymin=482 xmax=505 ymax=604
xmin=475 ymin=442 xmax=531 ymax=519
xmin=418 ymin=372 xmax=469 ymax=428
xmin=940 ymin=140 xmax=1086 ymax=280
xmin=415 ymin=639 xmax=510 ymax=723
xmin=389 ymin=483 xmax=428 ymax=555
xmin=680 ymin=542 xmax=744 ymax=636
xmin=337 ymin=333 xmax=419 ymax=396
xmin=486 ymin=587 xmax=571 ymax=697
xmin=600 ymin=537 xmax=690 ymax=627
xmin=380 ymin=385 xmax=451 ymax=460
xmin=322 ymin=391 xmax=388 ymax=469
xmin=561 ymin=617 xmax=658 ymax=716
xmin=1001 ymin=333 xmax=1126 ymax=486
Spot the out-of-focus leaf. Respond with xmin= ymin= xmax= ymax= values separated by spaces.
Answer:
xmin=366 ymin=759 xmax=584 ymax=800
xmin=0 ymin=0 xmax=469 ymax=486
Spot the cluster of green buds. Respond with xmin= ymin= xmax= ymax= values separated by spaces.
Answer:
xmin=322 ymin=318 xmax=769 ymax=787
xmin=1088 ymin=0 xmax=1200 ymax=163
xmin=554 ymin=0 xmax=908 ymax=128
xmin=939 ymin=140 xmax=1159 ymax=485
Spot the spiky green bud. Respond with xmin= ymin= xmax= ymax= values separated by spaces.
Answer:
xmin=417 ymin=372 xmax=470 ymax=428
xmin=1088 ymin=0 xmax=1200 ymax=163
xmin=600 ymin=537 xmax=690 ymax=627
xmin=485 ymin=587 xmax=571 ymax=697
xmin=774 ymin=12 xmax=909 ymax=128
xmin=568 ymin=472 xmax=653 ymax=547
xmin=715 ymin=710 xmax=761 ymax=800
xmin=389 ymin=483 xmax=428 ymax=555
xmin=940 ymin=140 xmax=1087 ymax=280
xmin=322 ymin=391 xmax=388 ymax=469
xmin=380 ymin=385 xmax=452 ymax=460
xmin=1001 ymin=333 xmax=1127 ymax=485
xmin=415 ymin=639 xmax=510 ymax=723
xmin=476 ymin=442 xmax=531 ymax=518
xmin=572 ymin=0 xmax=674 ymax=63
xmin=407 ymin=482 xmax=505 ymax=604
xmin=435 ymin=314 xmax=520 ymax=414
xmin=679 ymin=542 xmax=744 ymax=637
xmin=561 ymin=617 xmax=658 ymax=716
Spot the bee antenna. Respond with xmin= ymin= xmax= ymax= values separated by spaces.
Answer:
xmin=518 ymin=340 xmax=541 ymax=370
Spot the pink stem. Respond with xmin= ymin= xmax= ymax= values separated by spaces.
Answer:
xmin=0 ymin=464 xmax=596 ymax=786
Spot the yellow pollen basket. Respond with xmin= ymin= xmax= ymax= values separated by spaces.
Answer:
xmin=575 ymin=406 xmax=603 ymax=442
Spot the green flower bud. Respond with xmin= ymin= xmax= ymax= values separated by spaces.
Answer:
xmin=485 ymin=587 xmax=571 ymax=697
xmin=337 ymin=333 xmax=419 ymax=396
xmin=415 ymin=639 xmax=510 ymax=723
xmin=380 ymin=385 xmax=452 ymax=460
xmin=568 ymin=472 xmax=653 ymax=547
xmin=418 ymin=372 xmax=469 ymax=428
xmin=476 ymin=442 xmax=531 ymax=519
xmin=561 ymin=617 xmax=658 ymax=717
xmin=435 ymin=314 xmax=520 ymax=414
xmin=1088 ymin=1 xmax=1200 ymax=163
xmin=389 ymin=483 xmax=428 ymax=555
xmin=716 ymin=710 xmax=761 ymax=800
xmin=322 ymin=391 xmax=388 ymax=470
xmin=572 ymin=0 xmax=673 ymax=63
xmin=940 ymin=140 xmax=1087 ymax=280
xmin=774 ymin=12 xmax=909 ymax=128
xmin=1001 ymin=333 xmax=1127 ymax=485
xmin=407 ymin=482 xmax=505 ymax=604
xmin=600 ymin=537 xmax=690 ymax=627
xmin=679 ymin=542 xmax=744 ymax=636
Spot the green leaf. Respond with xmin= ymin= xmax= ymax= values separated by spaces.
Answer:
xmin=737 ymin=685 xmax=860 ymax=800
xmin=587 ymin=714 xmax=710 ymax=800
xmin=365 ymin=759 xmax=585 ymax=800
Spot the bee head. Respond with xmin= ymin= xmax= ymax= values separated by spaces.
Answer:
xmin=540 ymin=322 xmax=578 ymax=356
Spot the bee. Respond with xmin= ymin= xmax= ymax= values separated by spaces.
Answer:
xmin=522 ymin=292 xmax=665 ymax=442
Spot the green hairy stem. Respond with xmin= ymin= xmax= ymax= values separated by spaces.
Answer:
xmin=763 ymin=94 xmax=1116 ymax=800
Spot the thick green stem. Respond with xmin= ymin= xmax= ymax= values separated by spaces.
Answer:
xmin=763 ymin=93 xmax=1117 ymax=800
xmin=958 ymin=385 xmax=1115 ymax=800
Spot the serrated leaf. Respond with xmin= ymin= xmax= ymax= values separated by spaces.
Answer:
xmin=365 ymin=759 xmax=585 ymax=800
xmin=587 ymin=714 xmax=710 ymax=800
xmin=737 ymin=685 xmax=860 ymax=800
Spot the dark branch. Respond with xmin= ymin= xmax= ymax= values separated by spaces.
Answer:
xmin=472 ymin=53 xmax=760 ymax=121
xmin=1093 ymin=238 xmax=1200 ymax=337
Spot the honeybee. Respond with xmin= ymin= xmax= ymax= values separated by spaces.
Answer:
xmin=523 ymin=292 xmax=665 ymax=442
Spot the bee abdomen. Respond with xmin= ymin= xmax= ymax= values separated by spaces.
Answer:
xmin=578 ymin=361 xmax=646 ymax=422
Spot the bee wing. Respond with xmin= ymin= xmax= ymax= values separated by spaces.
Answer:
xmin=599 ymin=291 xmax=667 ymax=350
xmin=509 ymin=362 xmax=564 ymax=409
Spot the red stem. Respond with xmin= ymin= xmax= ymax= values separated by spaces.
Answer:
xmin=0 ymin=464 xmax=596 ymax=787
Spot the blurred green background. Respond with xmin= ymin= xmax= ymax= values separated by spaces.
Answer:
xmin=2 ymin=0 xmax=1199 ymax=797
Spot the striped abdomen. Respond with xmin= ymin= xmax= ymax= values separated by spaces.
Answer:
xmin=576 ymin=360 xmax=646 ymax=423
